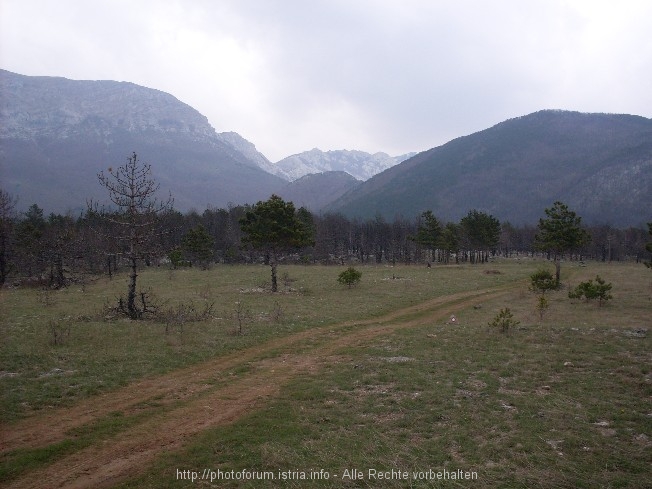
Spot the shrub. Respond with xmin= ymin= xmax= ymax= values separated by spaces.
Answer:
xmin=568 ymin=275 xmax=613 ymax=306
xmin=337 ymin=267 xmax=362 ymax=288
xmin=488 ymin=308 xmax=520 ymax=334
xmin=529 ymin=268 xmax=558 ymax=295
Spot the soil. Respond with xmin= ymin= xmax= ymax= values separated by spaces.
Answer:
xmin=1 ymin=287 xmax=509 ymax=488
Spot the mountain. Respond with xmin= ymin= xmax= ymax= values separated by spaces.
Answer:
xmin=215 ymin=131 xmax=275 ymax=172
xmin=276 ymin=171 xmax=360 ymax=211
xmin=329 ymin=110 xmax=652 ymax=227
xmin=0 ymin=70 xmax=285 ymax=213
xmin=3 ymin=71 xmax=649 ymax=227
xmin=266 ymin=148 xmax=416 ymax=181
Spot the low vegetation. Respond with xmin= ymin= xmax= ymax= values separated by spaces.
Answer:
xmin=337 ymin=266 xmax=362 ymax=288
xmin=568 ymin=275 xmax=614 ymax=306
xmin=1 ymin=260 xmax=650 ymax=488
xmin=529 ymin=268 xmax=558 ymax=295
xmin=487 ymin=307 xmax=520 ymax=334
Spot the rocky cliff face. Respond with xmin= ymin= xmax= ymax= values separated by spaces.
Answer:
xmin=0 ymin=70 xmax=284 ymax=212
xmin=215 ymin=131 xmax=274 ymax=170
xmin=0 ymin=71 xmax=216 ymax=141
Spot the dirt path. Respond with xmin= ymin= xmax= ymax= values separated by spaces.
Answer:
xmin=1 ymin=285 xmax=512 ymax=488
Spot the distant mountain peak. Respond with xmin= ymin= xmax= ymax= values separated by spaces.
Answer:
xmin=265 ymin=148 xmax=416 ymax=181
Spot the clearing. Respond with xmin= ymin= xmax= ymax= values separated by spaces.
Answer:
xmin=2 ymin=285 xmax=509 ymax=488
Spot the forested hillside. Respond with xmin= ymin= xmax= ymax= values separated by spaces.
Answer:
xmin=330 ymin=111 xmax=652 ymax=227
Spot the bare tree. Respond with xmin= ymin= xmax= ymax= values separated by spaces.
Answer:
xmin=92 ymin=152 xmax=173 ymax=318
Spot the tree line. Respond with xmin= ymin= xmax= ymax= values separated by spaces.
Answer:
xmin=2 ymin=191 xmax=649 ymax=285
xmin=1 ymin=156 xmax=650 ymax=292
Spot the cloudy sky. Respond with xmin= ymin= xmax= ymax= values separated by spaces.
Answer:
xmin=1 ymin=0 xmax=651 ymax=161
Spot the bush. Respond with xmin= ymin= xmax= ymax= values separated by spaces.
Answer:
xmin=529 ymin=268 xmax=558 ymax=295
xmin=488 ymin=308 xmax=520 ymax=334
xmin=568 ymin=275 xmax=613 ymax=306
xmin=337 ymin=267 xmax=362 ymax=288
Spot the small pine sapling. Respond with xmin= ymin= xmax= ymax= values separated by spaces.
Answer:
xmin=529 ymin=268 xmax=558 ymax=295
xmin=536 ymin=296 xmax=549 ymax=319
xmin=568 ymin=275 xmax=613 ymax=306
xmin=530 ymin=268 xmax=557 ymax=319
xmin=488 ymin=308 xmax=520 ymax=334
xmin=592 ymin=275 xmax=613 ymax=306
xmin=338 ymin=267 xmax=362 ymax=288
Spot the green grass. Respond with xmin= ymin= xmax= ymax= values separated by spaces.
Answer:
xmin=2 ymin=260 xmax=651 ymax=488
xmin=118 ymin=261 xmax=649 ymax=489
xmin=0 ymin=261 xmax=530 ymax=422
xmin=122 ymin=323 xmax=651 ymax=488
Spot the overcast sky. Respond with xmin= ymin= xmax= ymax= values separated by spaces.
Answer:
xmin=1 ymin=0 xmax=651 ymax=162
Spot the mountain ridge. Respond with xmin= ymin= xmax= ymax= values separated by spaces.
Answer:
xmin=0 ymin=69 xmax=286 ymax=213
xmin=328 ymin=110 xmax=652 ymax=226
xmin=277 ymin=171 xmax=360 ymax=211
xmin=1 ymin=70 xmax=650 ymax=227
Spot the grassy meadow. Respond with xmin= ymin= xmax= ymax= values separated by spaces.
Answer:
xmin=1 ymin=259 xmax=651 ymax=488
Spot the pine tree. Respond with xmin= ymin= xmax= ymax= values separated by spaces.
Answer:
xmin=414 ymin=210 xmax=442 ymax=263
xmin=534 ymin=201 xmax=590 ymax=284
xmin=181 ymin=225 xmax=214 ymax=269
xmin=460 ymin=209 xmax=500 ymax=264
xmin=239 ymin=195 xmax=314 ymax=292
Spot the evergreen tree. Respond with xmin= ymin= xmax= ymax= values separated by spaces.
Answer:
xmin=534 ymin=201 xmax=590 ymax=284
xmin=460 ymin=209 xmax=500 ymax=263
xmin=439 ymin=222 xmax=460 ymax=264
xmin=14 ymin=204 xmax=46 ymax=277
xmin=414 ymin=210 xmax=442 ymax=262
xmin=239 ymin=195 xmax=314 ymax=292
xmin=181 ymin=225 xmax=214 ymax=269
xmin=529 ymin=268 xmax=558 ymax=295
xmin=0 ymin=189 xmax=17 ymax=284
xmin=337 ymin=267 xmax=362 ymax=288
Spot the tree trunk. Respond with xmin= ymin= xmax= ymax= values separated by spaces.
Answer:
xmin=270 ymin=252 xmax=278 ymax=292
xmin=127 ymin=256 xmax=139 ymax=318
xmin=0 ymin=234 xmax=7 ymax=285
xmin=53 ymin=253 xmax=65 ymax=288
xmin=554 ymin=258 xmax=561 ymax=285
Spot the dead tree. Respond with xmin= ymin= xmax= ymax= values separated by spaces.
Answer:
xmin=92 ymin=152 xmax=173 ymax=319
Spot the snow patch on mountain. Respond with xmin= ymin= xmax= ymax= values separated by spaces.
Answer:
xmin=266 ymin=149 xmax=416 ymax=181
